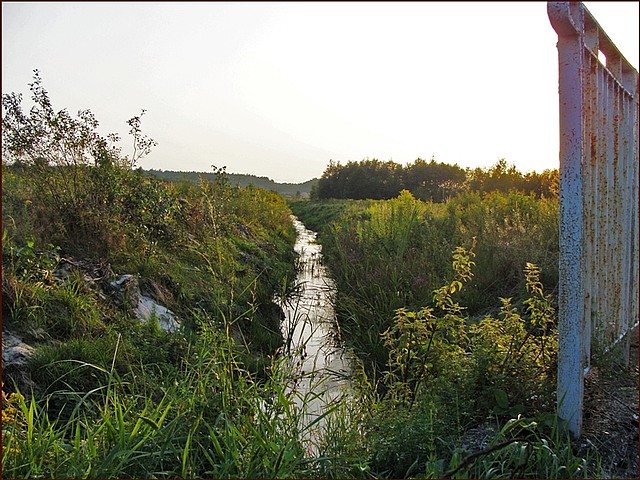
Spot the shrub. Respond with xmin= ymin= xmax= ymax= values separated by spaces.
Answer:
xmin=2 ymin=70 xmax=158 ymax=259
xmin=469 ymin=263 xmax=558 ymax=417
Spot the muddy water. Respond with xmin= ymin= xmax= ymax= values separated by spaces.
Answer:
xmin=280 ymin=217 xmax=352 ymax=454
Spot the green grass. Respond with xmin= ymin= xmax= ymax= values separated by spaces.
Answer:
xmin=288 ymin=198 xmax=372 ymax=234
xmin=4 ymin=322 xmax=299 ymax=478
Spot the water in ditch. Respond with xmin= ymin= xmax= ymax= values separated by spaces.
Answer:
xmin=279 ymin=216 xmax=353 ymax=455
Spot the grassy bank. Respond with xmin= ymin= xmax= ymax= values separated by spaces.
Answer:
xmin=1 ymin=75 xmax=309 ymax=475
xmin=2 ymin=162 xmax=298 ymax=374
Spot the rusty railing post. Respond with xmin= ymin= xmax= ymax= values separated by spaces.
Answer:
xmin=548 ymin=1 xmax=585 ymax=438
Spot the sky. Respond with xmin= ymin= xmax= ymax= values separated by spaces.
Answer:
xmin=2 ymin=2 xmax=639 ymax=184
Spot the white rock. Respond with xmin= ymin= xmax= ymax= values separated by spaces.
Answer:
xmin=2 ymin=330 xmax=35 ymax=366
xmin=136 ymin=295 xmax=180 ymax=333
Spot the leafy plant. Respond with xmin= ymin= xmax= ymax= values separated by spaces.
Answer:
xmin=469 ymin=263 xmax=558 ymax=417
xmin=381 ymin=245 xmax=475 ymax=406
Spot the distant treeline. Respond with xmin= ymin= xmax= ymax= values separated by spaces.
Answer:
xmin=312 ymin=158 xmax=558 ymax=201
xmin=145 ymin=169 xmax=318 ymax=197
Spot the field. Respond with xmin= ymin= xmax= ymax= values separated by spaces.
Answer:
xmin=3 ymin=76 xmax=636 ymax=478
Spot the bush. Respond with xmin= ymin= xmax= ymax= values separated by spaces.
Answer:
xmin=2 ymin=70 xmax=159 ymax=260
xmin=468 ymin=263 xmax=558 ymax=417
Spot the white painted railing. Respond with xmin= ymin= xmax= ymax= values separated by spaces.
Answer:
xmin=548 ymin=1 xmax=639 ymax=438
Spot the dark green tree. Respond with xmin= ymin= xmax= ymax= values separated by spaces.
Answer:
xmin=404 ymin=157 xmax=466 ymax=202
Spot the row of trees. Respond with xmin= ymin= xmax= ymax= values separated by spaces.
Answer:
xmin=145 ymin=169 xmax=318 ymax=197
xmin=312 ymin=158 xmax=558 ymax=201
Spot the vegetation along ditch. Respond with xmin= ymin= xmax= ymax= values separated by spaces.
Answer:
xmin=2 ymin=72 xmax=637 ymax=478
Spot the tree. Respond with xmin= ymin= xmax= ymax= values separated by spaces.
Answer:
xmin=404 ymin=158 xmax=466 ymax=202
xmin=464 ymin=159 xmax=557 ymax=197
xmin=314 ymin=158 xmax=404 ymax=200
xmin=2 ymin=70 xmax=155 ymax=170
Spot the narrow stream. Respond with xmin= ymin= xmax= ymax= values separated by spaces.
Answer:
xmin=279 ymin=216 xmax=352 ymax=455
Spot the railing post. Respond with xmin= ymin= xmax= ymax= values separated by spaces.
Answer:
xmin=548 ymin=1 xmax=585 ymax=438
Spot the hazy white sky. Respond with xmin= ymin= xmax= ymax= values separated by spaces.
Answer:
xmin=2 ymin=2 xmax=639 ymax=183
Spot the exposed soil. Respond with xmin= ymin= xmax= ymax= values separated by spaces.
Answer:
xmin=578 ymin=327 xmax=639 ymax=479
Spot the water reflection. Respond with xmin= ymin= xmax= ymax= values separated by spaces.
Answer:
xmin=279 ymin=216 xmax=352 ymax=455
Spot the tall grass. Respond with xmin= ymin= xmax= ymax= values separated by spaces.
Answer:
xmin=3 ymin=319 xmax=304 ymax=478
xmin=295 ymin=190 xmax=558 ymax=377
